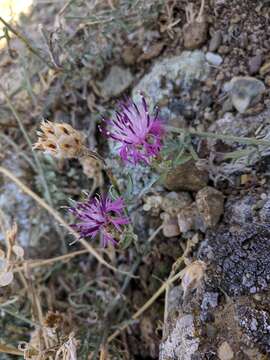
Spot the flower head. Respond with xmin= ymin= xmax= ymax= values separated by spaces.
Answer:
xmin=69 ymin=194 xmax=129 ymax=247
xmin=33 ymin=121 xmax=85 ymax=159
xmin=100 ymin=95 xmax=164 ymax=164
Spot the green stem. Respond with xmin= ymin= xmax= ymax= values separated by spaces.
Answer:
xmin=167 ymin=126 xmax=270 ymax=147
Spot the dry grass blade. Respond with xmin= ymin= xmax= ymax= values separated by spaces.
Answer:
xmin=0 ymin=343 xmax=23 ymax=356
xmin=0 ymin=166 xmax=136 ymax=278
xmin=14 ymin=249 xmax=88 ymax=273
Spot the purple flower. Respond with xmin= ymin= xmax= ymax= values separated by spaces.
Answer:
xmin=100 ymin=96 xmax=164 ymax=164
xmin=69 ymin=195 xmax=129 ymax=247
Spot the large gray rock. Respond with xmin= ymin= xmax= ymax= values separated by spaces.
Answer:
xmin=132 ymin=51 xmax=210 ymax=106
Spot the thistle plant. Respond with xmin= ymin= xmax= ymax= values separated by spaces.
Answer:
xmin=69 ymin=195 xmax=129 ymax=247
xmin=100 ymin=95 xmax=165 ymax=164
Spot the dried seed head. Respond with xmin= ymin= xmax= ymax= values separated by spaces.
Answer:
xmin=182 ymin=260 xmax=206 ymax=295
xmin=33 ymin=121 xmax=85 ymax=159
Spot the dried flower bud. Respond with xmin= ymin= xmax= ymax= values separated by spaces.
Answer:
xmin=33 ymin=121 xmax=85 ymax=159
xmin=182 ymin=260 xmax=206 ymax=295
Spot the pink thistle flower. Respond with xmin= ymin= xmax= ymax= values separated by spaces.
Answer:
xmin=100 ymin=95 xmax=164 ymax=164
xmin=69 ymin=195 xmax=129 ymax=247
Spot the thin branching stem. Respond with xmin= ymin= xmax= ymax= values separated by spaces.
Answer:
xmin=167 ymin=126 xmax=270 ymax=147
xmin=0 ymin=16 xmax=53 ymax=68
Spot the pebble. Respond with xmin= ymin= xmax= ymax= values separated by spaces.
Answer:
xmin=209 ymin=30 xmax=222 ymax=52
xmin=206 ymin=52 xmax=223 ymax=66
xmin=248 ymin=54 xmax=263 ymax=75
xmin=162 ymin=213 xmax=180 ymax=238
xmin=217 ymin=342 xmax=234 ymax=360
xmin=227 ymin=76 xmax=265 ymax=113
xmin=183 ymin=20 xmax=208 ymax=50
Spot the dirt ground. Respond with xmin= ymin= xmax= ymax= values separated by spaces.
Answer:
xmin=1 ymin=0 xmax=270 ymax=359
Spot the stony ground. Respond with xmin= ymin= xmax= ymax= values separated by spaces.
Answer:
xmin=1 ymin=0 xmax=270 ymax=359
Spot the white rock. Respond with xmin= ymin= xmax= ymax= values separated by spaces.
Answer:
xmin=206 ymin=52 xmax=223 ymax=66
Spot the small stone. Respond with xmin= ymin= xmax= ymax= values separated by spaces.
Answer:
xmin=164 ymin=160 xmax=209 ymax=192
xmin=206 ymin=52 xmax=223 ymax=66
xmin=177 ymin=203 xmax=203 ymax=233
xmin=228 ymin=76 xmax=265 ymax=113
xmin=248 ymin=54 xmax=262 ymax=75
xmin=183 ymin=20 xmax=208 ymax=50
xmin=97 ymin=66 xmax=133 ymax=98
xmin=209 ymin=30 xmax=222 ymax=52
xmin=196 ymin=187 xmax=224 ymax=228
xmin=217 ymin=341 xmax=234 ymax=360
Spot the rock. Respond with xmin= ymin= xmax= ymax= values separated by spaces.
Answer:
xmin=217 ymin=341 xmax=234 ymax=360
xmin=248 ymin=54 xmax=263 ymax=75
xmin=132 ymin=51 xmax=210 ymax=105
xmin=196 ymin=187 xmax=224 ymax=228
xmin=209 ymin=30 xmax=222 ymax=52
xmin=97 ymin=66 xmax=133 ymax=98
xmin=161 ymin=213 xmax=180 ymax=238
xmin=206 ymin=52 xmax=223 ymax=66
xmin=177 ymin=203 xmax=204 ymax=233
xmin=164 ymin=160 xmax=209 ymax=192
xmin=183 ymin=20 xmax=208 ymax=50
xmin=159 ymin=315 xmax=200 ymax=360
xmin=227 ymin=76 xmax=265 ymax=113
